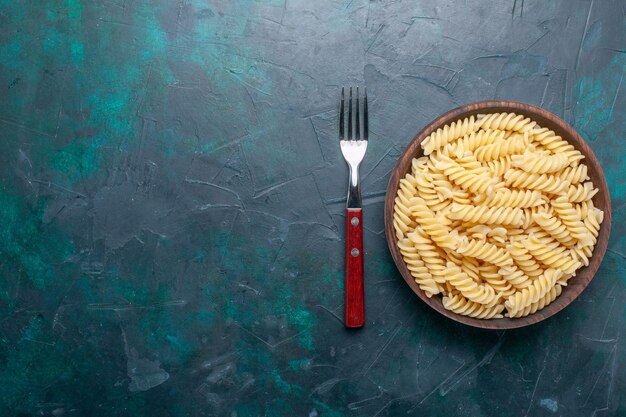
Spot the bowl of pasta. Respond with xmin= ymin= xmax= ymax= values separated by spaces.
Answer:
xmin=384 ymin=101 xmax=611 ymax=329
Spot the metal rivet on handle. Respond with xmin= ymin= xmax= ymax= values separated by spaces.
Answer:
xmin=351 ymin=217 xmax=359 ymax=226
xmin=351 ymin=248 xmax=359 ymax=257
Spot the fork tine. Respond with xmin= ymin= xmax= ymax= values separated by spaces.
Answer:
xmin=339 ymin=87 xmax=344 ymax=139
xmin=363 ymin=87 xmax=368 ymax=141
xmin=348 ymin=87 xmax=353 ymax=139
xmin=355 ymin=86 xmax=360 ymax=139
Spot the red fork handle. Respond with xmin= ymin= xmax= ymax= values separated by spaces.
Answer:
xmin=345 ymin=208 xmax=364 ymax=328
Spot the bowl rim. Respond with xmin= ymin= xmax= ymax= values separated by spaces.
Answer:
xmin=384 ymin=100 xmax=612 ymax=329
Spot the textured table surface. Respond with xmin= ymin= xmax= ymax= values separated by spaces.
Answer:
xmin=1 ymin=1 xmax=625 ymax=416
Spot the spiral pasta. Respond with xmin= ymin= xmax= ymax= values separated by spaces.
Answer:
xmin=571 ymin=207 xmax=603 ymax=266
xmin=520 ymin=204 xmax=552 ymax=229
xmin=398 ymin=238 xmax=440 ymax=297
xmin=551 ymin=196 xmax=594 ymax=246
xmin=505 ymin=269 xmax=563 ymax=317
xmin=421 ymin=115 xmax=482 ymax=155
xmin=445 ymin=249 xmax=482 ymax=283
xmin=574 ymin=199 xmax=594 ymax=220
xmin=566 ymin=182 xmax=598 ymax=203
xmin=474 ymin=134 xmax=527 ymax=162
xmin=479 ymin=264 xmax=516 ymax=298
xmin=511 ymin=151 xmax=569 ymax=174
xmin=504 ymin=169 xmax=570 ymax=194
xmin=394 ymin=112 xmax=604 ymax=320
xmin=414 ymin=172 xmax=451 ymax=212
xmin=532 ymin=210 xmax=577 ymax=247
xmin=499 ymin=265 xmax=532 ymax=289
xmin=412 ymin=156 xmax=429 ymax=174
xmin=434 ymin=153 xmax=498 ymax=195
xmin=508 ymin=284 xmax=563 ymax=318
xmin=478 ymin=112 xmax=537 ymax=133
xmin=475 ymin=188 xmax=546 ymax=208
xmin=586 ymin=208 xmax=603 ymax=244
xmin=556 ymin=164 xmax=588 ymax=185
xmin=443 ymin=294 xmax=505 ymax=319
xmin=456 ymin=151 xmax=492 ymax=176
xmin=445 ymin=262 xmax=497 ymax=305
xmin=445 ymin=129 xmax=506 ymax=157
xmin=451 ymin=187 xmax=473 ymax=205
xmin=508 ymin=241 xmax=543 ymax=278
xmin=531 ymin=128 xmax=585 ymax=166
xmin=465 ymin=225 xmax=508 ymax=244
xmin=457 ymin=237 xmax=513 ymax=267
xmin=407 ymin=227 xmax=447 ymax=280
xmin=393 ymin=187 xmax=416 ymax=239
xmin=410 ymin=197 xmax=458 ymax=250
xmin=486 ymin=155 xmax=513 ymax=178
xmin=449 ymin=203 xmax=524 ymax=226
xmin=523 ymin=235 xmax=581 ymax=274
xmin=524 ymin=226 xmax=555 ymax=246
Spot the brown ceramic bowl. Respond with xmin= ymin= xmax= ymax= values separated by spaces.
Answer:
xmin=384 ymin=101 xmax=612 ymax=329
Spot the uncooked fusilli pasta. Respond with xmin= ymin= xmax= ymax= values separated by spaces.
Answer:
xmin=394 ymin=111 xmax=604 ymax=319
xmin=422 ymin=115 xmax=484 ymax=156
xmin=511 ymin=151 xmax=569 ymax=174
xmin=442 ymin=294 xmax=504 ymax=319
xmin=474 ymin=188 xmax=546 ymax=208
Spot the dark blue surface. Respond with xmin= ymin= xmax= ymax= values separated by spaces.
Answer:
xmin=0 ymin=0 xmax=624 ymax=416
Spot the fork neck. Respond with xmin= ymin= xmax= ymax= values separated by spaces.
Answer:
xmin=347 ymin=164 xmax=362 ymax=208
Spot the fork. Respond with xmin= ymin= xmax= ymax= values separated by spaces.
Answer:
xmin=339 ymin=86 xmax=368 ymax=328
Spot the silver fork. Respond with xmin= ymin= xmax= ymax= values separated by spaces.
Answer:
xmin=339 ymin=86 xmax=368 ymax=328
